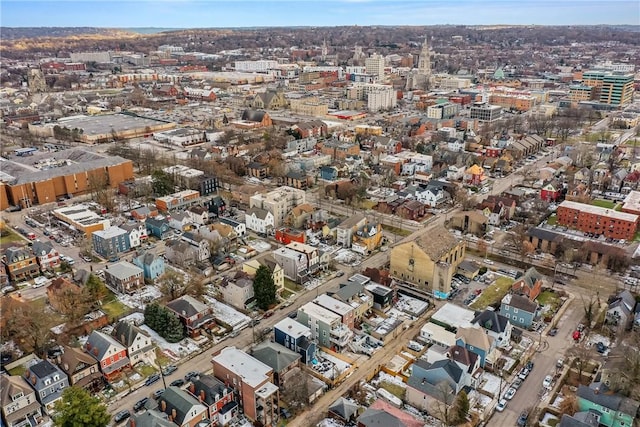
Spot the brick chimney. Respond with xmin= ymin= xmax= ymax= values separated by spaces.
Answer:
xmin=199 ymin=390 xmax=205 ymax=402
xmin=161 ymin=400 xmax=167 ymax=412
xmin=171 ymin=408 xmax=177 ymax=420
xmin=189 ymin=384 xmax=195 ymax=394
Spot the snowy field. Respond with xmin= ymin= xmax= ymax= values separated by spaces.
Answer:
xmin=118 ymin=286 xmax=163 ymax=310
xmin=317 ymin=419 xmax=345 ymax=427
xmin=138 ymin=324 xmax=200 ymax=359
xmin=373 ymin=371 xmax=406 ymax=388
xmin=248 ymin=240 xmax=271 ymax=253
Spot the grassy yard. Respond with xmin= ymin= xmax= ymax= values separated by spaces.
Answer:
xmin=136 ymin=363 xmax=158 ymax=378
xmin=280 ymin=289 xmax=295 ymax=300
xmin=379 ymin=381 xmax=406 ymax=400
xmin=284 ymin=279 xmax=303 ymax=292
xmin=536 ymin=290 xmax=562 ymax=312
xmin=101 ymin=300 xmax=130 ymax=319
xmin=547 ymin=214 xmax=557 ymax=226
xmin=382 ymin=224 xmax=412 ymax=237
xmin=590 ymin=199 xmax=616 ymax=209
xmin=470 ymin=276 xmax=515 ymax=310
xmin=0 ymin=228 xmax=24 ymax=245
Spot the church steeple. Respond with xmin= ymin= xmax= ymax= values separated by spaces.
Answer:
xmin=321 ymin=38 xmax=328 ymax=62
xmin=417 ymin=37 xmax=431 ymax=75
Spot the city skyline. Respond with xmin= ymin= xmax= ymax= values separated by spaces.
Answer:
xmin=1 ymin=0 xmax=639 ymax=28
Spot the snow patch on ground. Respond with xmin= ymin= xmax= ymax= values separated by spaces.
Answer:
xmin=317 ymin=350 xmax=351 ymax=374
xmin=118 ymin=286 xmax=163 ymax=310
xmin=480 ymin=373 xmax=502 ymax=397
xmin=395 ymin=295 xmax=429 ymax=316
xmin=374 ymin=371 xmax=407 ymax=388
xmin=138 ymin=324 xmax=200 ymax=359
xmin=317 ymin=419 xmax=345 ymax=427
xmin=204 ymin=296 xmax=251 ymax=329
xmin=541 ymin=412 xmax=559 ymax=426
xmin=551 ymin=394 xmax=565 ymax=408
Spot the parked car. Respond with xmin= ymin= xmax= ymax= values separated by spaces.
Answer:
xmin=504 ymin=387 xmax=516 ymax=400
xmin=162 ymin=365 xmax=177 ymax=376
xmin=114 ymin=410 xmax=131 ymax=423
xmin=145 ymin=374 xmax=160 ymax=386
xmin=335 ymin=271 xmax=345 ymax=277
xmin=152 ymin=389 xmax=165 ymax=400
xmin=495 ymin=399 xmax=507 ymax=412
xmin=185 ymin=371 xmax=200 ymax=382
xmin=133 ymin=397 xmax=149 ymax=412
xmin=511 ymin=378 xmax=523 ymax=390
xmin=170 ymin=379 xmax=185 ymax=388
xmin=525 ymin=361 xmax=534 ymax=371
xmin=518 ymin=368 xmax=530 ymax=380
xmin=543 ymin=375 xmax=553 ymax=389
xmin=547 ymin=328 xmax=558 ymax=336
xmin=517 ymin=411 xmax=529 ymax=426
xmin=596 ymin=342 xmax=607 ymax=354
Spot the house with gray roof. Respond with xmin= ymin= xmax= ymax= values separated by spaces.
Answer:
xmin=357 ymin=407 xmax=407 ymax=427
xmin=157 ymin=386 xmax=209 ymax=427
xmin=576 ymin=383 xmax=640 ymax=427
xmin=84 ymin=330 xmax=130 ymax=381
xmin=405 ymin=358 xmax=464 ymax=420
xmin=471 ymin=310 xmax=512 ymax=348
xmin=166 ymin=295 xmax=214 ymax=338
xmin=1 ymin=373 xmax=43 ymax=427
xmin=23 ymin=359 xmax=69 ymax=412
xmin=130 ymin=410 xmax=175 ymax=427
xmin=145 ymin=217 xmax=171 ymax=239
xmin=251 ymin=342 xmax=301 ymax=387
xmin=500 ymin=293 xmax=538 ymax=329
xmin=112 ymin=320 xmax=156 ymax=366
xmin=133 ymin=251 xmax=165 ymax=280
xmin=245 ymin=207 xmax=275 ymax=234
xmin=273 ymin=317 xmax=316 ymax=365
xmin=558 ymin=412 xmax=600 ymax=427
xmin=189 ymin=374 xmax=237 ymax=426
xmin=104 ymin=260 xmax=144 ymax=294
xmin=57 ymin=345 xmax=104 ymax=392
xmin=164 ymin=239 xmax=197 ymax=266
xmin=32 ymin=240 xmax=59 ymax=271
xmin=92 ymin=226 xmax=130 ymax=259
xmin=3 ymin=246 xmax=39 ymax=282
xmin=606 ymin=290 xmax=637 ymax=331
xmin=328 ymin=397 xmax=360 ymax=424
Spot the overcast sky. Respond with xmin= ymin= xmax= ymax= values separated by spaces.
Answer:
xmin=2 ymin=0 xmax=639 ymax=28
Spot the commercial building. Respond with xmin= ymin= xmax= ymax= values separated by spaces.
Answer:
xmin=211 ymin=347 xmax=279 ymax=427
xmin=364 ymin=54 xmax=385 ymax=79
xmin=234 ymin=60 xmax=279 ymax=73
xmin=249 ymin=186 xmax=305 ymax=227
xmin=470 ymin=103 xmax=503 ymax=122
xmin=0 ymin=149 xmax=134 ymax=210
xmin=426 ymin=102 xmax=459 ymax=119
xmin=582 ymin=71 xmax=634 ymax=107
xmin=155 ymin=189 xmax=200 ymax=212
xmin=346 ymin=83 xmax=397 ymax=112
xmin=556 ymin=200 xmax=639 ymax=240
xmin=51 ymin=204 xmax=111 ymax=236
xmin=154 ymin=128 xmax=206 ymax=147
xmin=390 ymin=226 xmax=465 ymax=299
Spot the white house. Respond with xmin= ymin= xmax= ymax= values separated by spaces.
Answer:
xmin=447 ymin=139 xmax=465 ymax=152
xmin=416 ymin=188 xmax=445 ymax=207
xmin=245 ymin=207 xmax=275 ymax=234
xmin=120 ymin=222 xmax=148 ymax=248
xmin=168 ymin=212 xmax=192 ymax=231
xmin=447 ymin=165 xmax=464 ymax=180
xmin=219 ymin=217 xmax=247 ymax=237
xmin=181 ymin=232 xmax=211 ymax=262
xmin=188 ymin=206 xmax=209 ymax=226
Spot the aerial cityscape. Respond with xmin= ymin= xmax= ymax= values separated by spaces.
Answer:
xmin=0 ymin=1 xmax=640 ymax=427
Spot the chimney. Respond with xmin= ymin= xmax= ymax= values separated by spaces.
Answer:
xmin=171 ymin=408 xmax=177 ymax=419
xmin=189 ymin=384 xmax=195 ymax=394
xmin=121 ymin=334 xmax=125 ymax=344
xmin=130 ymin=420 xmax=136 ymax=427
xmin=161 ymin=400 xmax=167 ymax=412
xmin=199 ymin=390 xmax=205 ymax=402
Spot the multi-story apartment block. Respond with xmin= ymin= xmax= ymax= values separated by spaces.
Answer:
xmin=211 ymin=347 xmax=279 ymax=427
xmin=297 ymin=301 xmax=353 ymax=351
xmin=569 ymin=84 xmax=595 ymax=104
xmin=104 ymin=261 xmax=144 ymax=294
xmin=155 ymin=189 xmax=200 ymax=212
xmin=556 ymin=200 xmax=639 ymax=240
xmin=312 ymin=294 xmax=356 ymax=329
xmin=249 ymin=187 xmax=305 ymax=228
xmin=426 ymin=102 xmax=459 ymax=119
xmin=346 ymin=83 xmax=396 ymax=112
xmin=92 ymin=226 xmax=130 ymax=259
xmin=273 ymin=317 xmax=316 ymax=364
xmin=364 ymin=53 xmax=385 ymax=79
xmin=234 ymin=60 xmax=279 ymax=73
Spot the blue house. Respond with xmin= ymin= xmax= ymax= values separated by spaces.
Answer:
xmin=133 ymin=251 xmax=165 ymax=280
xmin=273 ymin=317 xmax=316 ymax=364
xmin=320 ymin=166 xmax=338 ymax=181
xmin=145 ymin=217 xmax=171 ymax=239
xmin=92 ymin=226 xmax=130 ymax=259
xmin=24 ymin=358 xmax=69 ymax=413
xmin=455 ymin=326 xmax=494 ymax=368
xmin=500 ymin=293 xmax=538 ymax=329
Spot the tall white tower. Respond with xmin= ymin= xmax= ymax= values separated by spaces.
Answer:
xmin=417 ymin=37 xmax=431 ymax=76
xmin=321 ymin=39 xmax=328 ymax=62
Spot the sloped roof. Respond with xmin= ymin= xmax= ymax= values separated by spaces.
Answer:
xmin=112 ymin=320 xmax=149 ymax=347
xmin=456 ymin=326 xmax=493 ymax=350
xmin=357 ymin=408 xmax=407 ymax=427
xmin=85 ymin=330 xmax=126 ymax=360
xmin=577 ymin=384 xmax=640 ymax=416
xmin=471 ymin=310 xmax=510 ymax=333
xmin=246 ymin=207 xmax=271 ymax=220
xmin=501 ymin=293 xmax=538 ymax=313
xmin=242 ymin=109 xmax=267 ymax=122
xmin=158 ymin=386 xmax=205 ymax=425
xmin=166 ymin=295 xmax=208 ymax=318
xmin=131 ymin=410 xmax=175 ymax=427
xmin=413 ymin=225 xmax=461 ymax=261
xmin=328 ymin=397 xmax=360 ymax=421
xmin=32 ymin=240 xmax=55 ymax=256
xmin=251 ymin=342 xmax=301 ymax=373
xmin=192 ymin=374 xmax=228 ymax=406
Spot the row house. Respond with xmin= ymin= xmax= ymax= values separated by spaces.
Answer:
xmin=84 ymin=331 xmax=130 ymax=381
xmin=111 ymin=320 xmax=156 ymax=366
xmin=165 ymin=239 xmax=198 ymax=266
xmin=245 ymin=207 xmax=275 ymax=235
xmin=32 ymin=240 xmax=59 ymax=271
xmin=156 ymin=386 xmax=211 ymax=427
xmin=104 ymin=261 xmax=144 ymax=294
xmin=181 ymin=232 xmax=211 ymax=262
xmin=0 ymin=373 xmax=43 ymax=427
xmin=312 ymin=294 xmax=355 ymax=329
xmin=166 ymin=295 xmax=215 ymax=338
xmin=273 ymin=317 xmax=316 ymax=365
xmin=23 ymin=358 xmax=69 ymax=413
xmin=297 ymin=301 xmax=353 ymax=352
xmin=272 ymin=242 xmax=320 ymax=283
xmin=189 ymin=375 xmax=238 ymax=426
xmin=57 ymin=345 xmax=104 ymax=392
xmin=331 ymin=281 xmax=373 ymax=325
xmin=290 ymin=120 xmax=328 ymax=138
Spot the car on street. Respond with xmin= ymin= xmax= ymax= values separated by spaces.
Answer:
xmin=162 ymin=365 xmax=177 ymax=376
xmin=185 ymin=371 xmax=200 ymax=382
xmin=336 ymin=271 xmax=345 ymax=277
xmin=518 ymin=368 xmax=530 ymax=380
xmin=495 ymin=399 xmax=507 ymax=412
xmin=517 ymin=411 xmax=529 ymax=426
xmin=484 ymin=259 xmax=494 ymax=265
xmin=114 ymin=410 xmax=131 ymax=423
xmin=152 ymin=389 xmax=165 ymax=399
xmin=511 ymin=378 xmax=523 ymax=390
xmin=170 ymin=379 xmax=185 ymax=387
xmin=133 ymin=397 xmax=149 ymax=412
xmin=525 ymin=361 xmax=534 ymax=371
xmin=145 ymin=374 xmax=160 ymax=386
xmin=596 ymin=342 xmax=607 ymax=354
xmin=547 ymin=328 xmax=558 ymax=336
xmin=504 ymin=387 xmax=516 ymax=400
xmin=543 ymin=375 xmax=553 ymax=389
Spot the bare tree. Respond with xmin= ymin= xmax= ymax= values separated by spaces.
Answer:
xmin=432 ymin=381 xmax=457 ymax=426
xmin=558 ymin=395 xmax=578 ymax=417
xmin=280 ymin=369 xmax=311 ymax=412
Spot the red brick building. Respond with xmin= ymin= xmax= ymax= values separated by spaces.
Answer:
xmin=275 ymin=228 xmax=306 ymax=245
xmin=556 ymin=200 xmax=639 ymax=240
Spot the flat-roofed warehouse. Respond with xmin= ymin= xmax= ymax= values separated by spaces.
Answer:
xmin=0 ymin=148 xmax=134 ymax=209
xmin=33 ymin=113 xmax=176 ymax=144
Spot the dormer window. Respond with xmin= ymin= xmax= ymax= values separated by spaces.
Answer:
xmin=11 ymin=392 xmax=24 ymax=401
xmin=44 ymin=378 xmax=51 ymax=386
xmin=53 ymin=374 xmax=60 ymax=382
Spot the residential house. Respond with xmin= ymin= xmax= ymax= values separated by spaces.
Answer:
xmin=351 ymin=222 xmax=383 ymax=255
xmin=500 ymin=293 xmax=538 ymax=329
xmin=32 ymin=240 xmax=59 ymax=271
xmin=328 ymin=397 xmax=360 ymax=425
xmin=211 ymin=346 xmax=279 ymax=427
xmin=145 ymin=217 xmax=171 ymax=239
xmin=313 ymin=294 xmax=356 ymax=329
xmin=446 ymin=344 xmax=482 ymax=388
xmin=456 ymin=326 xmax=496 ymax=368
xmin=3 ymin=246 xmax=39 ymax=282
xmin=275 ymin=228 xmax=306 ymax=245
xmin=84 ymin=330 xmax=130 ymax=381
xmin=511 ymin=267 xmax=544 ymax=301
xmin=57 ymin=345 xmax=104 ymax=392
xmin=188 ymin=206 xmax=209 ymax=226
xmin=133 ymin=251 xmax=166 ymax=281
xmin=464 ymin=164 xmax=486 ymax=185
xmin=320 ymin=166 xmax=338 ymax=181
xmin=471 ymin=310 xmax=513 ymax=348
xmin=336 ymin=214 xmax=367 ymax=248
xmin=246 ymin=162 xmax=269 ymax=179
xmin=558 ymin=412 xmax=600 ymax=427
xmin=482 ymin=204 xmax=505 ymax=227
xmin=129 ymin=411 xmax=175 ymax=427
xmin=218 ymin=218 xmax=246 ymax=238
xmin=283 ymin=172 xmax=308 ymax=190
xmin=576 ymin=383 xmax=640 ymax=427
xmin=208 ymin=222 xmax=238 ymax=253
xmin=156 ymin=386 xmax=210 ymax=427
xmin=92 ymin=226 xmax=131 ymax=259
xmin=273 ymin=317 xmax=316 ymax=364
xmin=120 ymin=222 xmax=148 ymax=249
xmin=415 ymin=187 xmax=445 ymax=208
xmin=397 ymin=200 xmax=426 ymax=221
xmin=0 ymin=374 xmax=43 ymax=427
xmin=112 ymin=320 xmax=156 ymax=366
xmin=23 ymin=358 xmax=69 ymax=412
xmin=272 ymin=242 xmax=319 ymax=283
xmin=181 ymin=232 xmax=211 ymax=262
xmin=165 ymin=239 xmax=198 ymax=266
xmin=574 ymin=168 xmax=591 ymax=185
xmin=245 ymin=207 xmax=275 ymax=235
xmin=297 ymin=301 xmax=353 ymax=351
xmin=166 ymin=295 xmax=215 ymax=338
xmin=605 ymin=290 xmax=637 ymax=331
xmin=331 ymin=281 xmax=373 ymax=324
xmin=357 ymin=404 xmax=418 ymax=427
xmin=405 ymin=358 xmax=465 ymax=419
xmin=242 ymin=257 xmax=284 ymax=290
xmin=541 ymin=181 xmax=562 ymax=202
xmin=188 ymin=375 xmax=237 ymax=426
xmin=480 ymin=196 xmax=517 ymax=220
xmin=389 ymin=226 xmax=465 ymax=299
xmin=131 ymin=206 xmax=157 ymax=221
xmin=46 ymin=277 xmax=83 ymax=313
xmin=286 ymin=204 xmax=315 ymax=229
xmin=169 ymin=212 xmax=193 ymax=232
xmin=251 ymin=341 xmax=301 ymax=387
xmin=104 ymin=261 xmax=144 ymax=294
xmin=220 ymin=276 xmax=255 ymax=310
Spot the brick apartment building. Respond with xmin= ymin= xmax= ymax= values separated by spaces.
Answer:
xmin=556 ymin=200 xmax=639 ymax=240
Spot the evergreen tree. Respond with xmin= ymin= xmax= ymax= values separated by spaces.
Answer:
xmin=253 ymin=265 xmax=277 ymax=310
xmin=54 ymin=387 xmax=110 ymax=427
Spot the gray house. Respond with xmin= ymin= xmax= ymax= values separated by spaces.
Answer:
xmin=606 ymin=290 xmax=637 ymax=331
xmin=500 ymin=293 xmax=538 ymax=329
xmin=24 ymin=359 xmax=69 ymax=413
